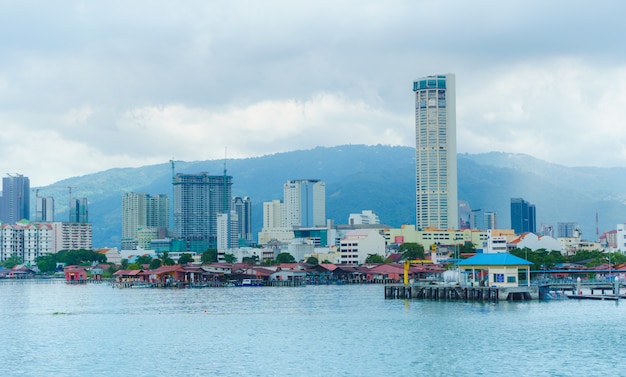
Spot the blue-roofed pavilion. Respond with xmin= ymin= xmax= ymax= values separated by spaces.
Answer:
xmin=458 ymin=253 xmax=532 ymax=288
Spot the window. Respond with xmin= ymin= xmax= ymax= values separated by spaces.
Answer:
xmin=507 ymin=276 xmax=516 ymax=283
xmin=494 ymin=273 xmax=504 ymax=283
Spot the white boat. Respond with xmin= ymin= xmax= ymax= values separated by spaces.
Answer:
xmin=240 ymin=278 xmax=263 ymax=287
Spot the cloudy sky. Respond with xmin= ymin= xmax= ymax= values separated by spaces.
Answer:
xmin=1 ymin=1 xmax=625 ymax=186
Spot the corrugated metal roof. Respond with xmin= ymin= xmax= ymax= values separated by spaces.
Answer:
xmin=458 ymin=253 xmax=532 ymax=266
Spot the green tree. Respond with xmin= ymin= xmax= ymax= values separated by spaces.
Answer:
xmin=398 ymin=243 xmax=425 ymax=260
xmin=120 ymin=258 xmax=129 ymax=269
xmin=276 ymin=252 xmax=296 ymax=263
xmin=35 ymin=256 xmax=56 ymax=273
xmin=243 ymin=255 xmax=259 ymax=265
xmin=306 ymin=256 xmax=319 ymax=265
xmin=201 ymin=249 xmax=218 ymax=264
xmin=223 ymin=254 xmax=237 ymax=263
xmin=177 ymin=253 xmax=194 ymax=265
xmin=365 ymin=254 xmax=385 ymax=264
xmin=2 ymin=255 xmax=23 ymax=268
xmin=127 ymin=262 xmax=142 ymax=270
xmin=135 ymin=255 xmax=153 ymax=265
xmin=160 ymin=252 xmax=175 ymax=266
xmin=149 ymin=259 xmax=162 ymax=269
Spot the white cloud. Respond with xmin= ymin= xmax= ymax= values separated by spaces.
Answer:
xmin=1 ymin=0 xmax=626 ymax=185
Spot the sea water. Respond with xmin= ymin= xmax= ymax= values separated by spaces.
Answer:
xmin=0 ymin=281 xmax=624 ymax=376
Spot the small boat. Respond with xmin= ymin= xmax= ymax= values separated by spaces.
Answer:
xmin=240 ymin=278 xmax=263 ymax=287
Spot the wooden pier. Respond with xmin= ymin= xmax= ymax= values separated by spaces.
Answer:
xmin=385 ymin=284 xmax=537 ymax=302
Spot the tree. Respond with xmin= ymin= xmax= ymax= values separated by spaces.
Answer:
xmin=160 ymin=252 xmax=175 ymax=266
xmin=276 ymin=252 xmax=296 ymax=263
xmin=177 ymin=253 xmax=194 ymax=265
xmin=35 ymin=257 xmax=56 ymax=273
xmin=242 ymin=255 xmax=259 ymax=265
xmin=201 ymin=249 xmax=218 ymax=264
xmin=2 ymin=255 xmax=23 ymax=268
xmin=149 ymin=259 xmax=162 ymax=269
xmin=398 ymin=242 xmax=425 ymax=260
xmin=306 ymin=256 xmax=319 ymax=265
xmin=120 ymin=259 xmax=129 ymax=269
xmin=223 ymin=254 xmax=237 ymax=263
xmin=135 ymin=255 xmax=153 ymax=265
xmin=365 ymin=254 xmax=385 ymax=264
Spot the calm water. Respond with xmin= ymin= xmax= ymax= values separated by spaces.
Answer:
xmin=0 ymin=281 xmax=624 ymax=377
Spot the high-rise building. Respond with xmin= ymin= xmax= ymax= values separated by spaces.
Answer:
xmin=232 ymin=196 xmax=252 ymax=242
xmin=557 ymin=222 xmax=579 ymax=238
xmin=484 ymin=211 xmax=498 ymax=230
xmin=70 ymin=198 xmax=89 ymax=223
xmin=283 ymin=179 xmax=326 ymax=228
xmin=0 ymin=174 xmax=30 ymax=224
xmin=510 ymin=198 xmax=536 ymax=234
xmin=36 ymin=197 xmax=55 ymax=222
xmin=122 ymin=193 xmax=169 ymax=250
xmin=413 ymin=74 xmax=458 ymax=230
xmin=173 ymin=173 xmax=232 ymax=252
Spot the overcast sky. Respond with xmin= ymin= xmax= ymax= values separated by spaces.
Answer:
xmin=1 ymin=1 xmax=625 ymax=186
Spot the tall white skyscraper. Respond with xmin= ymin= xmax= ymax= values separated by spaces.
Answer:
xmin=283 ymin=179 xmax=326 ymax=228
xmin=413 ymin=73 xmax=458 ymax=230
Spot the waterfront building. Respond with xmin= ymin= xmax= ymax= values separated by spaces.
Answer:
xmin=122 ymin=193 xmax=169 ymax=250
xmin=413 ymin=74 xmax=458 ymax=230
xmin=173 ymin=172 xmax=232 ymax=252
xmin=510 ymin=198 xmax=536 ymax=234
xmin=35 ymin=196 xmax=55 ymax=222
xmin=348 ymin=210 xmax=380 ymax=225
xmin=382 ymin=224 xmax=489 ymax=253
xmin=51 ymin=221 xmax=92 ymax=252
xmin=0 ymin=222 xmax=53 ymax=264
xmin=283 ymin=179 xmax=326 ymax=228
xmin=69 ymin=198 xmax=89 ymax=223
xmin=232 ymin=196 xmax=252 ymax=243
xmin=339 ymin=229 xmax=386 ymax=264
xmin=0 ymin=174 xmax=30 ymax=224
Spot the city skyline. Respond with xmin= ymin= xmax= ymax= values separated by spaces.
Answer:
xmin=2 ymin=2 xmax=626 ymax=187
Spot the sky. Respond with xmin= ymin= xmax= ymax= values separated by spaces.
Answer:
xmin=1 ymin=0 xmax=626 ymax=186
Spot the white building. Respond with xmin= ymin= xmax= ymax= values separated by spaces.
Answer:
xmin=616 ymin=224 xmax=626 ymax=252
xmin=0 ymin=222 xmax=54 ymax=265
xmin=348 ymin=210 xmax=380 ymax=225
xmin=485 ymin=230 xmax=508 ymax=253
xmin=413 ymin=74 xmax=458 ymax=230
xmin=509 ymin=232 xmax=563 ymax=253
xmin=283 ymin=179 xmax=326 ymax=228
xmin=339 ymin=229 xmax=386 ymax=264
xmin=51 ymin=222 xmax=93 ymax=252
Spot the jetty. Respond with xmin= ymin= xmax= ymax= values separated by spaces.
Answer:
xmin=385 ymin=283 xmax=536 ymax=302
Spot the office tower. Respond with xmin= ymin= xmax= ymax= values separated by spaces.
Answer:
xmin=36 ymin=196 xmax=55 ymax=222
xmin=510 ymin=198 xmax=536 ymax=234
xmin=557 ymin=222 xmax=579 ymax=238
xmin=69 ymin=198 xmax=88 ymax=223
xmin=173 ymin=172 xmax=232 ymax=252
xmin=122 ymin=193 xmax=169 ymax=250
xmin=232 ymin=196 xmax=252 ymax=242
xmin=484 ymin=211 xmax=497 ymax=230
xmin=262 ymin=200 xmax=284 ymax=229
xmin=0 ymin=174 xmax=30 ymax=224
xmin=413 ymin=74 xmax=458 ymax=230
xmin=283 ymin=179 xmax=326 ymax=228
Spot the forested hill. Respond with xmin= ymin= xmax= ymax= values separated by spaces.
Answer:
xmin=37 ymin=145 xmax=626 ymax=248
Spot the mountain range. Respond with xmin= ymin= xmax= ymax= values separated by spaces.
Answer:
xmin=37 ymin=144 xmax=626 ymax=248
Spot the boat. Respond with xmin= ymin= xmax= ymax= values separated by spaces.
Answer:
xmin=240 ymin=278 xmax=263 ymax=287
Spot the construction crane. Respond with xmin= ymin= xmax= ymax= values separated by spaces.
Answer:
xmin=403 ymin=244 xmax=436 ymax=285
xmin=31 ymin=185 xmax=76 ymax=221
